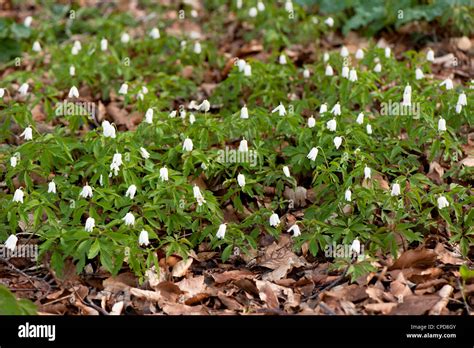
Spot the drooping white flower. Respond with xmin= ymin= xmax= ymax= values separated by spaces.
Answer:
xmin=364 ymin=166 xmax=371 ymax=180
xmin=440 ymin=78 xmax=453 ymax=90
xmin=198 ymin=99 xmax=210 ymax=112
xmin=10 ymin=155 xmax=18 ymax=168
xmin=237 ymin=173 xmax=246 ymax=187
xmin=345 ymin=189 xmax=352 ymax=202
xmin=110 ymin=153 xmax=123 ymax=176
xmin=283 ymin=166 xmax=291 ymax=178
xmin=189 ymin=113 xmax=196 ymax=124
xmin=285 ymin=0 xmax=294 ymax=12
xmin=340 ymin=46 xmax=349 ymax=57
xmin=69 ymin=65 xmax=75 ymax=76
xmin=169 ymin=110 xmax=177 ymax=118
xmin=102 ymin=120 xmax=116 ymax=138
xmin=269 ymin=212 xmax=280 ymax=227
xmin=13 ymin=188 xmax=24 ymax=203
xmin=85 ymin=217 xmax=95 ymax=232
xmin=426 ymin=49 xmax=435 ymax=62
xmin=288 ymin=224 xmax=301 ymax=237
xmin=193 ymin=42 xmax=202 ymax=54
xmin=240 ymin=105 xmax=249 ymax=119
xmin=438 ymin=117 xmax=446 ymax=132
xmin=18 ymin=83 xmax=29 ymax=96
xmin=125 ymin=184 xmax=137 ymax=199
xmin=159 ymin=166 xmax=169 ymax=181
xmin=121 ymin=32 xmax=130 ymax=44
xmin=303 ymin=69 xmax=310 ymax=79
xmin=356 ymin=112 xmax=364 ymax=124
xmin=373 ymin=63 xmax=382 ymax=73
xmin=341 ymin=66 xmax=349 ymax=78
xmin=320 ymin=103 xmax=328 ymax=114
xmin=391 ymin=183 xmax=401 ymax=196
xmin=139 ymin=230 xmax=150 ymax=246
xmin=123 ymin=212 xmax=135 ymax=226
xmin=101 ymin=38 xmax=108 ymax=51
xmin=71 ymin=45 xmax=80 ymax=55
xmin=326 ymin=118 xmax=337 ymax=132
xmin=308 ymin=116 xmax=316 ymax=128
xmin=323 ymin=52 xmax=329 ymax=62
xmin=351 ymin=239 xmax=361 ymax=255
xmin=24 ymin=16 xmax=33 ymax=27
xmin=402 ymin=84 xmax=412 ymax=106
xmin=244 ymin=63 xmax=252 ymax=76
xmin=48 ymin=180 xmax=57 ymax=194
xmin=5 ymin=234 xmax=18 ymax=251
xmin=118 ymin=83 xmax=128 ymax=95
xmin=237 ymin=59 xmax=247 ymax=72
xmin=333 ymin=136 xmax=343 ymax=149
xmin=324 ymin=17 xmax=334 ymax=27
xmin=139 ymin=147 xmax=150 ymax=159
xmin=149 ymin=27 xmax=160 ymax=39
xmin=99 ymin=175 xmax=103 ymax=186
xmin=73 ymin=40 xmax=82 ymax=51
xmin=384 ymin=47 xmax=391 ymax=58
xmin=183 ymin=138 xmax=193 ymax=152
xmin=455 ymin=104 xmax=463 ymax=114
xmin=272 ymin=102 xmax=287 ymax=116
xmin=366 ymin=124 xmax=373 ymax=135
xmin=457 ymin=92 xmax=467 ymax=106
xmin=32 ymin=41 xmax=41 ymax=52
xmin=257 ymin=1 xmax=265 ymax=11
xmin=279 ymin=54 xmax=287 ymax=65
xmin=437 ymin=196 xmax=449 ymax=209
xmin=239 ymin=139 xmax=248 ymax=152
xmin=355 ymin=48 xmax=364 ymax=60
xmin=20 ymin=126 xmax=33 ymax=140
xmin=193 ymin=185 xmax=206 ymax=206
xmin=307 ymin=147 xmax=318 ymax=161
xmin=80 ymin=184 xmax=93 ymax=199
xmin=325 ymin=65 xmax=334 ymax=76
xmin=236 ymin=0 xmax=243 ymax=8
xmin=349 ymin=69 xmax=358 ymax=82
xmin=331 ymin=102 xmax=341 ymax=116
xmin=0 ymin=88 xmax=4 ymax=98
xmin=68 ymin=86 xmax=79 ymax=98
xmin=415 ymin=68 xmax=424 ymax=80
xmin=145 ymin=108 xmax=153 ymax=124
xmin=216 ymin=224 xmax=226 ymax=239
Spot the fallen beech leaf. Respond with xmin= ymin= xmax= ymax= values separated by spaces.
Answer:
xmin=429 ymin=285 xmax=454 ymax=315
xmin=389 ymin=295 xmax=440 ymax=315
xmin=110 ymin=301 xmax=124 ymax=315
xmin=365 ymin=303 xmax=397 ymax=314
xmin=184 ymin=293 xmax=210 ymax=306
xmin=460 ymin=157 xmax=474 ymax=167
xmin=426 ymin=161 xmax=444 ymax=184
xmin=217 ymin=293 xmax=243 ymax=311
xmin=161 ymin=303 xmax=208 ymax=315
xmin=172 ymin=258 xmax=193 ymax=278
xmin=256 ymin=281 xmax=279 ymax=309
xmin=130 ymin=288 xmax=162 ymax=302
xmin=176 ymin=275 xmax=207 ymax=299
xmin=212 ymin=270 xmax=255 ymax=284
xmin=234 ymin=278 xmax=259 ymax=297
xmin=390 ymin=249 xmax=437 ymax=270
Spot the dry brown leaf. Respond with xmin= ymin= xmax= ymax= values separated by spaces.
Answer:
xmin=426 ymin=161 xmax=444 ymax=184
xmin=365 ymin=303 xmax=398 ymax=314
xmin=256 ymin=281 xmax=279 ymax=309
xmin=429 ymin=285 xmax=454 ymax=315
xmin=217 ymin=293 xmax=243 ymax=311
xmin=390 ymin=249 xmax=437 ymax=270
xmin=161 ymin=303 xmax=208 ymax=315
xmin=176 ymin=275 xmax=207 ymax=299
xmin=212 ymin=270 xmax=256 ymax=284
xmin=389 ymin=295 xmax=440 ymax=315
xmin=172 ymin=258 xmax=193 ymax=278
xmin=460 ymin=157 xmax=474 ymax=167
xmin=130 ymin=288 xmax=163 ymax=302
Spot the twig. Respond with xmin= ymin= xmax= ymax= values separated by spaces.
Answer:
xmin=319 ymin=302 xmax=336 ymax=315
xmin=307 ymin=263 xmax=350 ymax=300
xmin=457 ymin=279 xmax=472 ymax=314
xmin=0 ymin=257 xmax=39 ymax=289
